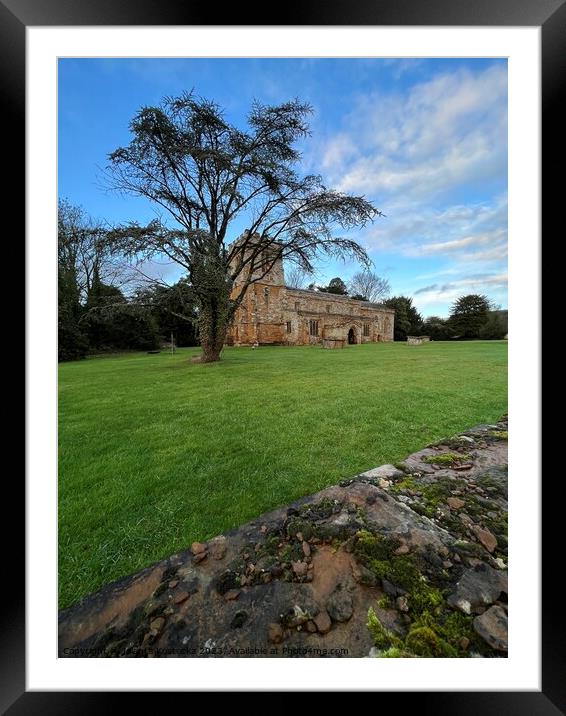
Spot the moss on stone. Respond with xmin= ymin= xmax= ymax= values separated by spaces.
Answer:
xmin=475 ymin=471 xmax=507 ymax=497
xmin=392 ymin=475 xmax=467 ymax=519
xmin=356 ymin=527 xmax=500 ymax=658
xmin=379 ymin=647 xmax=412 ymax=658
xmin=370 ymin=555 xmax=420 ymax=591
xmin=404 ymin=626 xmax=458 ymax=657
xmin=436 ymin=611 xmax=486 ymax=654
xmin=277 ymin=544 xmax=295 ymax=562
xmin=487 ymin=431 xmax=508 ymax=440
xmin=285 ymin=517 xmax=314 ymax=540
xmin=368 ymin=592 xmax=496 ymax=658
xmin=484 ymin=511 xmax=508 ymax=539
xmin=354 ymin=529 xmax=398 ymax=561
xmin=410 ymin=582 xmax=445 ymax=614
xmin=411 ymin=503 xmax=431 ymax=517
xmin=391 ymin=476 xmax=418 ymax=494
xmin=367 ymin=607 xmax=402 ymax=651
xmin=354 ymin=530 xmax=446 ymax=618
xmin=423 ymin=452 xmax=471 ymax=466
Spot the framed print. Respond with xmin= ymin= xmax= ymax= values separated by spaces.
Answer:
xmin=9 ymin=0 xmax=557 ymax=710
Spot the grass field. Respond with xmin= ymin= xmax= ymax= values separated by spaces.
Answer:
xmin=59 ymin=341 xmax=507 ymax=608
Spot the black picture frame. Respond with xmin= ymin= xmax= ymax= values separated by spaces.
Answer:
xmin=9 ymin=0 xmax=555 ymax=710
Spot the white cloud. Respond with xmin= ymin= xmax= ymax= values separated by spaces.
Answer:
xmin=409 ymin=273 xmax=508 ymax=311
xmin=410 ymin=228 xmax=506 ymax=256
xmin=307 ymin=61 xmax=508 ymax=315
xmin=359 ymin=193 xmax=508 ymax=264
xmin=321 ymin=134 xmax=357 ymax=171
xmin=317 ymin=64 xmax=507 ymax=207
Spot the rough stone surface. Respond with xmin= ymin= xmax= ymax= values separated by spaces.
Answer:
xmin=358 ymin=465 xmax=404 ymax=481
xmin=149 ymin=617 xmax=165 ymax=632
xmin=58 ymin=416 xmax=508 ymax=659
xmin=172 ymin=591 xmax=190 ymax=605
xmin=473 ymin=605 xmax=508 ymax=651
xmin=447 ymin=564 xmax=508 ymax=615
xmin=313 ymin=610 xmax=332 ymax=635
xmin=447 ymin=497 xmax=466 ymax=510
xmin=292 ymin=561 xmax=308 ymax=578
xmin=209 ymin=536 xmax=227 ymax=561
xmin=351 ymin=562 xmax=379 ymax=587
xmin=472 ymin=526 xmax=498 ymax=553
xmin=268 ymin=623 xmax=284 ymax=644
xmin=326 ymin=584 xmax=354 ymax=623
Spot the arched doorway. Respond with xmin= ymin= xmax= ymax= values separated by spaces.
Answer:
xmin=348 ymin=327 xmax=356 ymax=344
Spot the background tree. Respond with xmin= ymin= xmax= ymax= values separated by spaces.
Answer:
xmin=478 ymin=309 xmax=508 ymax=340
xmin=105 ymin=93 xmax=380 ymax=362
xmin=58 ymin=199 xmax=121 ymax=303
xmin=284 ymin=263 xmax=313 ymax=289
xmin=58 ymin=199 xmax=104 ymax=360
xmin=317 ymin=277 xmax=349 ymax=295
xmin=382 ymin=296 xmax=423 ymax=341
xmin=137 ymin=279 xmax=199 ymax=347
xmin=58 ymin=264 xmax=88 ymax=360
xmin=82 ymin=270 xmax=161 ymax=351
xmin=448 ymin=294 xmax=492 ymax=339
xmin=348 ymin=270 xmax=390 ymax=302
xmin=58 ymin=198 xmax=172 ymax=359
xmin=421 ymin=315 xmax=455 ymax=341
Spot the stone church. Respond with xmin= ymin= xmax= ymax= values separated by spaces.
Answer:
xmin=226 ymin=236 xmax=394 ymax=347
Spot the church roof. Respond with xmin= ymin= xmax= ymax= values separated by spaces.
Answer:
xmin=285 ymin=286 xmax=395 ymax=311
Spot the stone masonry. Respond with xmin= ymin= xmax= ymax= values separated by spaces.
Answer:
xmin=226 ymin=234 xmax=395 ymax=347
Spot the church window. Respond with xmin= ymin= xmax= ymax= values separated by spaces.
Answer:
xmin=309 ymin=320 xmax=319 ymax=337
xmin=363 ymin=323 xmax=370 ymax=337
xmin=286 ymin=321 xmax=292 ymax=333
xmin=294 ymin=301 xmax=300 ymax=311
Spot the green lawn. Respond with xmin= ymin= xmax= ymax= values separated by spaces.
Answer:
xmin=59 ymin=341 xmax=507 ymax=608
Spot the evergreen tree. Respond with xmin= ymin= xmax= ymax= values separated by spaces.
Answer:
xmin=382 ymin=296 xmax=423 ymax=341
xmin=318 ymin=277 xmax=348 ymax=295
xmin=448 ymin=294 xmax=491 ymax=339
xmin=421 ymin=315 xmax=455 ymax=341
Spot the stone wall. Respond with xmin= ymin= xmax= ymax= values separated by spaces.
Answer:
xmin=322 ymin=338 xmax=346 ymax=349
xmin=58 ymin=417 xmax=508 ymax=659
xmin=282 ymin=289 xmax=394 ymax=346
xmin=407 ymin=336 xmax=430 ymax=345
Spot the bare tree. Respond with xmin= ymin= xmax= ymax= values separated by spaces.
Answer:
xmin=58 ymin=199 xmax=123 ymax=303
xmin=348 ymin=270 xmax=391 ymax=303
xmin=285 ymin=263 xmax=313 ymax=289
xmin=105 ymin=93 xmax=382 ymax=362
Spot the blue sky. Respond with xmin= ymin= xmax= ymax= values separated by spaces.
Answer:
xmin=58 ymin=58 xmax=507 ymax=318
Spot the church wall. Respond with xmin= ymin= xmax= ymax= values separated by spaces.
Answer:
xmin=228 ymin=285 xmax=394 ymax=346
xmin=226 ymin=233 xmax=394 ymax=346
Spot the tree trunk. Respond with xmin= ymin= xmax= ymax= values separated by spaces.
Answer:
xmin=198 ymin=301 xmax=231 ymax=363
